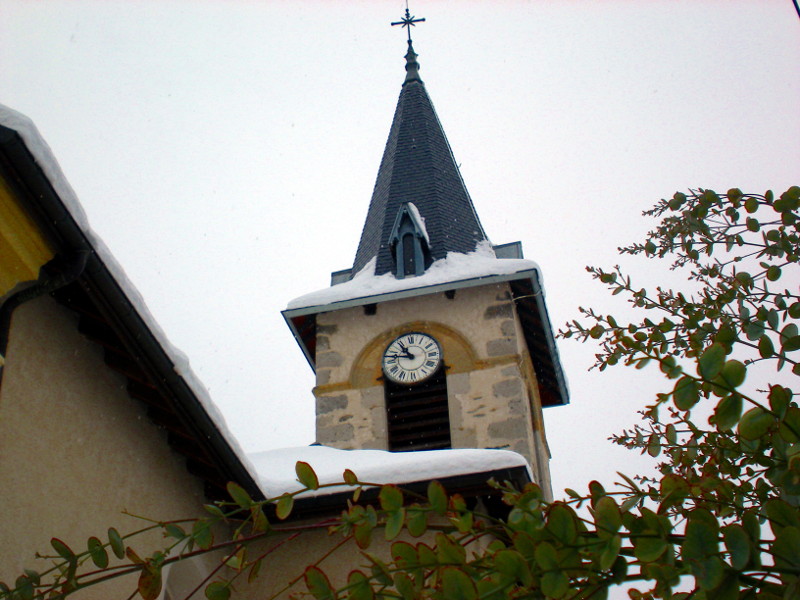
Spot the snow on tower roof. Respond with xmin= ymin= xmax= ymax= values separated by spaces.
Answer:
xmin=288 ymin=241 xmax=540 ymax=311
xmin=249 ymin=445 xmax=531 ymax=499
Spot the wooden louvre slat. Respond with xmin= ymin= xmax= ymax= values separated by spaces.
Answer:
xmin=386 ymin=367 xmax=451 ymax=451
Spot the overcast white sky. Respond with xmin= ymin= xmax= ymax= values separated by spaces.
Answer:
xmin=1 ymin=1 xmax=798 ymax=496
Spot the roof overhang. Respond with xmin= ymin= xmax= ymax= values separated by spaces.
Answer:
xmin=279 ymin=464 xmax=532 ymax=522
xmin=282 ymin=268 xmax=569 ymax=408
xmin=0 ymin=121 xmax=263 ymax=501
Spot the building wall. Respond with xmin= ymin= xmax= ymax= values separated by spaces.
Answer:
xmin=221 ymin=513 xmax=494 ymax=600
xmin=0 ymin=296 xmax=207 ymax=596
xmin=312 ymin=283 xmax=551 ymax=492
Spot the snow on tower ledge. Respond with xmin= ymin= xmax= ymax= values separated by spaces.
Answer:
xmin=287 ymin=241 xmax=542 ymax=310
xmin=249 ymin=445 xmax=531 ymax=499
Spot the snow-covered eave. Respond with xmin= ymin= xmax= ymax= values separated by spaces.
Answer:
xmin=283 ymin=266 xmax=543 ymax=320
xmin=0 ymin=105 xmax=264 ymax=499
xmin=248 ymin=446 xmax=533 ymax=519
xmin=281 ymin=267 xmax=541 ymax=373
xmin=282 ymin=265 xmax=569 ymax=408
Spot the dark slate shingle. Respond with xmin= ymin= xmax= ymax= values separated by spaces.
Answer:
xmin=351 ymin=77 xmax=488 ymax=278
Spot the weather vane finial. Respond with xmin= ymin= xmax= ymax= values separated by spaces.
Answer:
xmin=391 ymin=3 xmax=425 ymax=44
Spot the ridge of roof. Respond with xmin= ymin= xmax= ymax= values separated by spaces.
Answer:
xmin=350 ymin=46 xmax=488 ymax=279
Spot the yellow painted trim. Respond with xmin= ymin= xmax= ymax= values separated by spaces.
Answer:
xmin=0 ymin=175 xmax=54 ymax=296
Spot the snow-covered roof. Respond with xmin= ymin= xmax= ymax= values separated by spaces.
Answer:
xmin=287 ymin=241 xmax=542 ymax=311
xmin=0 ymin=104 xmax=260 ymax=487
xmin=249 ymin=445 xmax=531 ymax=499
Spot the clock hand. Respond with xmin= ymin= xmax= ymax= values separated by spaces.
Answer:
xmin=396 ymin=342 xmax=415 ymax=359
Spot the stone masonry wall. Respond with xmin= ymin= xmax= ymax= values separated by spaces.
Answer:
xmin=313 ymin=283 xmax=551 ymax=486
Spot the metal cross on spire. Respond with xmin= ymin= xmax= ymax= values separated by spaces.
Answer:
xmin=391 ymin=4 xmax=425 ymax=43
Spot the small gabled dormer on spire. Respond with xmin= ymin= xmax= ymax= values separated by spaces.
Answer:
xmin=349 ymin=9 xmax=488 ymax=281
xmin=389 ymin=202 xmax=431 ymax=278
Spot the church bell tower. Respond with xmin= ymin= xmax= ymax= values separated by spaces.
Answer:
xmin=283 ymin=16 xmax=568 ymax=495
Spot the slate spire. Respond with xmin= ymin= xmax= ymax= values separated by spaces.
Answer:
xmin=350 ymin=40 xmax=489 ymax=279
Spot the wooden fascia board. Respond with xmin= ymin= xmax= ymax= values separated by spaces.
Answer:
xmin=0 ymin=174 xmax=55 ymax=296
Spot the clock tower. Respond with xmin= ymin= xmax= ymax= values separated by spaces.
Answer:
xmin=283 ymin=33 xmax=568 ymax=496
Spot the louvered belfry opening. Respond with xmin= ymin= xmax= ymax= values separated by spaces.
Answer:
xmin=385 ymin=366 xmax=451 ymax=451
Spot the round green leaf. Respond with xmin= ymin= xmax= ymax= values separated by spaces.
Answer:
xmin=673 ymin=376 xmax=700 ymax=411
xmin=296 ymin=461 xmax=319 ymax=490
xmin=746 ymin=320 xmax=765 ymax=341
xmin=738 ymin=406 xmax=774 ymax=440
xmin=15 ymin=576 xmax=33 ymax=600
xmin=494 ymin=549 xmax=532 ymax=586
xmin=599 ymin=534 xmax=622 ymax=571
xmin=87 ymin=537 xmax=108 ymax=569
xmin=393 ymin=573 xmax=415 ymax=600
xmin=435 ymin=532 xmax=466 ymax=565
xmin=391 ymin=541 xmax=418 ymax=567
xmin=427 ymin=480 xmax=447 ymax=516
xmin=138 ymin=564 xmax=163 ymax=600
xmin=758 ymin=335 xmax=775 ymax=358
xmin=192 ymin=520 xmax=214 ymax=550
xmin=713 ymin=394 xmax=742 ymax=432
xmin=540 ymin=571 xmax=569 ymax=599
xmin=767 ymin=266 xmax=782 ymax=281
xmin=108 ymin=527 xmax=125 ymax=559
xmin=779 ymin=406 xmax=800 ymax=442
xmin=594 ymin=496 xmax=622 ymax=536
xmin=50 ymin=538 xmax=74 ymax=561
xmin=546 ymin=504 xmax=577 ymax=544
xmin=276 ymin=493 xmax=294 ymax=520
xmin=782 ymin=335 xmax=800 ymax=353
xmin=384 ymin=508 xmax=404 ymax=541
xmin=205 ymin=582 xmax=230 ymax=600
xmin=534 ymin=541 xmax=558 ymax=570
xmin=633 ymin=535 xmax=667 ymax=563
xmin=691 ymin=556 xmax=725 ymax=591
xmin=782 ymin=323 xmax=799 ymax=344
xmin=699 ymin=344 xmax=727 ymax=380
xmin=379 ymin=485 xmax=403 ymax=512
xmin=304 ymin=566 xmax=334 ymax=600
xmin=406 ymin=507 xmax=428 ymax=537
xmin=346 ymin=570 xmax=374 ymax=600
xmin=769 ymin=385 xmax=791 ymax=416
xmin=226 ymin=482 xmax=252 ymax=509
xmin=440 ymin=567 xmax=478 ymax=600
xmin=720 ymin=360 xmax=746 ymax=388
xmin=722 ymin=525 xmax=750 ymax=571
xmin=647 ymin=434 xmax=661 ymax=457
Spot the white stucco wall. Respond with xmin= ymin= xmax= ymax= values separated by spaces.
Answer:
xmin=0 ymin=296 xmax=208 ymax=597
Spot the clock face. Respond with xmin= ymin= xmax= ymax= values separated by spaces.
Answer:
xmin=382 ymin=332 xmax=442 ymax=385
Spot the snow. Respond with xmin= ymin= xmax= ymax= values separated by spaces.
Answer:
xmin=248 ymin=445 xmax=531 ymax=498
xmin=406 ymin=202 xmax=430 ymax=246
xmin=287 ymin=241 xmax=542 ymax=310
xmin=0 ymin=104 xmax=261 ymax=484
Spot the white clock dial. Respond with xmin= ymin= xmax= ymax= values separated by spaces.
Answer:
xmin=382 ymin=332 xmax=442 ymax=385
